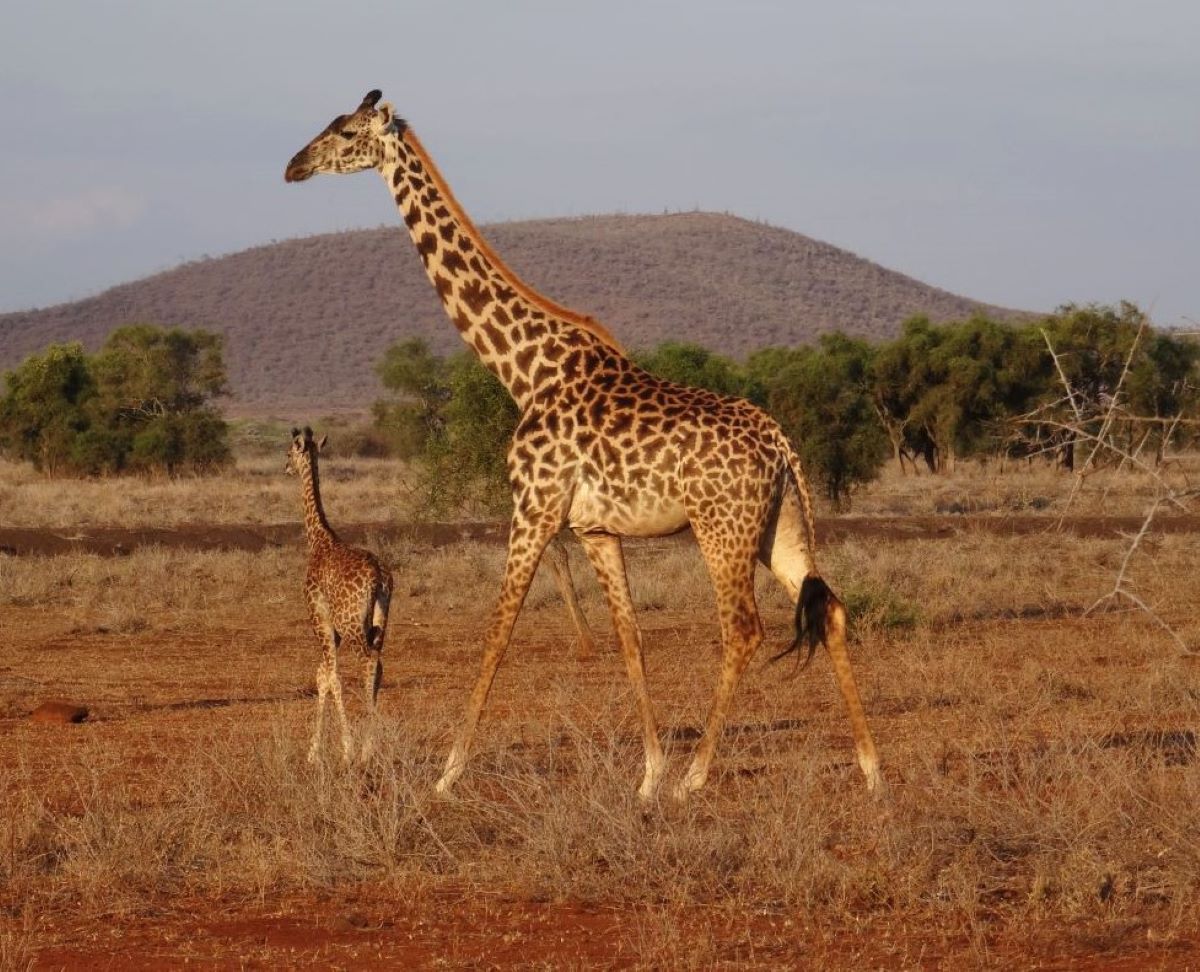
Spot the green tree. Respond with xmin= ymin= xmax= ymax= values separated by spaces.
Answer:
xmin=421 ymin=353 xmax=518 ymax=514
xmin=1037 ymin=302 xmax=1200 ymax=464
xmin=1127 ymin=330 xmax=1200 ymax=457
xmin=870 ymin=315 xmax=1046 ymax=472
xmin=91 ymin=324 xmax=228 ymax=417
xmin=0 ymin=343 xmax=95 ymax=475
xmin=0 ymin=326 xmax=231 ymax=476
xmin=914 ymin=316 xmax=1044 ymax=466
xmin=868 ymin=317 xmax=946 ymax=472
xmin=634 ymin=341 xmax=758 ymax=401
xmin=764 ymin=333 xmax=888 ymax=507
xmin=371 ymin=338 xmax=451 ymax=459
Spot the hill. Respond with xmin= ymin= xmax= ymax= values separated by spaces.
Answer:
xmin=0 ymin=213 xmax=1024 ymax=413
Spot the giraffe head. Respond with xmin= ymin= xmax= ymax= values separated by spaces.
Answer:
xmin=285 ymin=426 xmax=327 ymax=476
xmin=284 ymin=89 xmax=402 ymax=183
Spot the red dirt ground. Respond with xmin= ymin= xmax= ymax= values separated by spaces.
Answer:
xmin=3 ymin=517 xmax=1199 ymax=969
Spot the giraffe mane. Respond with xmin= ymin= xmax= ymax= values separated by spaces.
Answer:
xmin=400 ymin=130 xmax=627 ymax=356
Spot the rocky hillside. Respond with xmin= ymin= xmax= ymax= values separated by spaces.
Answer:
xmin=0 ymin=213 xmax=1024 ymax=413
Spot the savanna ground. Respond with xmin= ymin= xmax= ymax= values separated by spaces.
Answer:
xmin=1 ymin=450 xmax=1199 ymax=969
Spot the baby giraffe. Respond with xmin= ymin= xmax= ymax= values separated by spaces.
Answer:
xmin=285 ymin=427 xmax=393 ymax=763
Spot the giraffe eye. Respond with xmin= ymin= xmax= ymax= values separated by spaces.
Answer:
xmin=338 ymin=130 xmax=355 ymax=141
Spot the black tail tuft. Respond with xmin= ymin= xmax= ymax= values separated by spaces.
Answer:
xmin=771 ymin=574 xmax=832 ymax=670
xmin=366 ymin=625 xmax=383 ymax=651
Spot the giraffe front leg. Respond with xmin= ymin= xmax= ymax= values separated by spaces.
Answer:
xmin=436 ymin=511 xmax=561 ymax=796
xmin=327 ymin=656 xmax=353 ymax=764
xmin=577 ymin=533 xmax=665 ymax=801
xmin=435 ymin=623 xmax=519 ymax=794
xmin=358 ymin=650 xmax=382 ymax=763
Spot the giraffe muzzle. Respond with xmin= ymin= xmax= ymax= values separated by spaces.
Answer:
xmin=284 ymin=154 xmax=313 ymax=183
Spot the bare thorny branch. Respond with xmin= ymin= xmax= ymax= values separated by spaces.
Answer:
xmin=1022 ymin=324 xmax=1196 ymax=655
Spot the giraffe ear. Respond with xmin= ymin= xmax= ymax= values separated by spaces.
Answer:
xmin=316 ymin=435 xmax=328 ymax=453
xmin=372 ymin=101 xmax=398 ymax=134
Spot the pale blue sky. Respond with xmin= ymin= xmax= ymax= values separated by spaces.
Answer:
xmin=1 ymin=1 xmax=1197 ymax=326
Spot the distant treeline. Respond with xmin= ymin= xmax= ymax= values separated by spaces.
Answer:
xmin=374 ymin=302 xmax=1199 ymax=509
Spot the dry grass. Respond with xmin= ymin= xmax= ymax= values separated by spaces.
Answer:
xmin=3 ymin=449 xmax=1194 ymax=531
xmin=0 ymin=455 xmax=418 ymax=529
xmin=2 ymin=520 xmax=1199 ymax=965
xmin=851 ymin=451 xmax=1200 ymax=518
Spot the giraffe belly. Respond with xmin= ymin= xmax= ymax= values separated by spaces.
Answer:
xmin=567 ymin=481 xmax=689 ymax=537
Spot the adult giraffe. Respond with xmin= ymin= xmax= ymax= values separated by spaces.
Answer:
xmin=285 ymin=90 xmax=882 ymax=799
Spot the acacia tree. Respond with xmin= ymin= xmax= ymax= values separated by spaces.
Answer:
xmin=1035 ymin=303 xmax=1200 ymax=465
xmin=869 ymin=317 xmax=945 ymax=472
xmin=0 ymin=343 xmax=94 ymax=475
xmin=90 ymin=324 xmax=230 ymax=473
xmin=633 ymin=341 xmax=759 ymax=402
xmin=421 ymin=352 xmax=519 ymax=514
xmin=764 ymin=333 xmax=887 ymax=508
xmin=372 ymin=338 xmax=451 ymax=459
xmin=0 ymin=325 xmax=231 ymax=476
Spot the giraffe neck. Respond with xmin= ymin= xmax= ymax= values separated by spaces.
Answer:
xmin=299 ymin=458 xmax=335 ymax=552
xmin=377 ymin=128 xmax=627 ymax=408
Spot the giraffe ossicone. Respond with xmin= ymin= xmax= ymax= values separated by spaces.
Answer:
xmin=286 ymin=426 xmax=393 ymax=764
xmin=286 ymin=90 xmax=883 ymax=799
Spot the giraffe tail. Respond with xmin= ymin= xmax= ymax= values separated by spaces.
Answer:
xmin=771 ymin=573 xmax=831 ymax=670
xmin=773 ymin=426 xmax=819 ymax=559
xmin=367 ymin=571 xmax=393 ymax=651
xmin=769 ymin=426 xmax=838 ymax=670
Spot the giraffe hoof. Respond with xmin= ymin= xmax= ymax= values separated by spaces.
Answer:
xmin=672 ymin=767 xmax=706 ymax=802
xmin=865 ymin=767 xmax=889 ymax=799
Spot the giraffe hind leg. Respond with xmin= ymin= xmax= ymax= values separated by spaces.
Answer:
xmin=677 ymin=523 xmax=763 ymax=799
xmin=309 ymin=651 xmax=333 ymax=763
xmin=759 ymin=491 xmax=883 ymax=792
xmin=359 ymin=646 xmax=383 ymax=763
xmin=368 ymin=577 xmax=391 ymax=651
xmin=821 ymin=593 xmax=884 ymax=792
xmin=323 ymin=638 xmax=353 ymax=763
xmin=546 ymin=533 xmax=596 ymax=661
xmin=576 ymin=532 xmax=665 ymax=800
xmin=355 ymin=578 xmax=391 ymax=762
